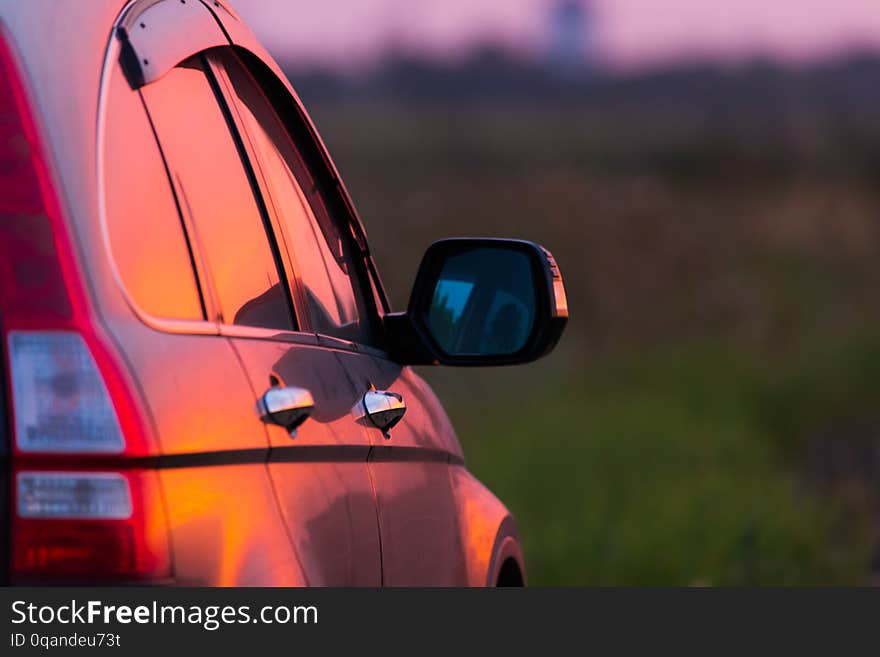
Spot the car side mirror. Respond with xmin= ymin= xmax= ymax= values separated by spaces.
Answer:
xmin=384 ymin=238 xmax=568 ymax=366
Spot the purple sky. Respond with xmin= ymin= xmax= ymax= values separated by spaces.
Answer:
xmin=231 ymin=0 xmax=880 ymax=70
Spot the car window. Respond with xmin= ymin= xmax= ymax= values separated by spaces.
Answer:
xmin=140 ymin=57 xmax=293 ymax=331
xmin=104 ymin=64 xmax=203 ymax=321
xmin=213 ymin=50 xmax=374 ymax=345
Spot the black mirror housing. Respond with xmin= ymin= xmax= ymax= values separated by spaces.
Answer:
xmin=384 ymin=238 xmax=568 ymax=366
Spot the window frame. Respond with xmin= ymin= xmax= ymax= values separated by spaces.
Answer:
xmin=101 ymin=35 xmax=390 ymax=352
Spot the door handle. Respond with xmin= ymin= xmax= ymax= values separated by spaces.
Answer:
xmin=356 ymin=389 xmax=406 ymax=439
xmin=257 ymin=385 xmax=315 ymax=438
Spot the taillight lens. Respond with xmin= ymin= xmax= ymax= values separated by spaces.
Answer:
xmin=1 ymin=30 xmax=170 ymax=581
xmin=8 ymin=332 xmax=125 ymax=454
xmin=17 ymin=472 xmax=132 ymax=519
xmin=13 ymin=470 xmax=170 ymax=580
xmin=14 ymin=523 xmax=139 ymax=577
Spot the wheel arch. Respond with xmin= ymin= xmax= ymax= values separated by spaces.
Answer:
xmin=486 ymin=517 xmax=526 ymax=587
xmin=449 ymin=467 xmax=526 ymax=587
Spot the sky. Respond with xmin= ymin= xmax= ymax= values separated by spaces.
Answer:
xmin=231 ymin=0 xmax=880 ymax=71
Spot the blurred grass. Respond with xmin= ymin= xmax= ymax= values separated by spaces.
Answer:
xmin=429 ymin=340 xmax=878 ymax=585
xmin=303 ymin=98 xmax=880 ymax=584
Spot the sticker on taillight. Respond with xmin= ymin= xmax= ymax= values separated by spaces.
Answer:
xmin=7 ymin=331 xmax=125 ymax=453
xmin=17 ymin=471 xmax=133 ymax=519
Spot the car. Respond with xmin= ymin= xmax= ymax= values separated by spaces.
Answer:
xmin=0 ymin=0 xmax=568 ymax=586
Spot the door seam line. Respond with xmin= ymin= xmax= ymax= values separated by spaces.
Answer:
xmin=365 ymin=444 xmax=384 ymax=586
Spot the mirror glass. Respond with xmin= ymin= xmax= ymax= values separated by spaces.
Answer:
xmin=425 ymin=247 xmax=537 ymax=356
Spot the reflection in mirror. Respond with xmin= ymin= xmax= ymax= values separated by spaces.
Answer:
xmin=426 ymin=248 xmax=536 ymax=356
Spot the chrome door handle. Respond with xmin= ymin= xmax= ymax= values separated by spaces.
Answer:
xmin=356 ymin=389 xmax=406 ymax=439
xmin=257 ymin=386 xmax=315 ymax=438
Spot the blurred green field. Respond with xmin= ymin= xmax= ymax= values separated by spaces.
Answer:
xmin=307 ymin=99 xmax=880 ymax=584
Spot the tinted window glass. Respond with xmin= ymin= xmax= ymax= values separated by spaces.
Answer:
xmin=141 ymin=58 xmax=292 ymax=331
xmin=215 ymin=51 xmax=373 ymax=344
xmin=104 ymin=66 xmax=203 ymax=320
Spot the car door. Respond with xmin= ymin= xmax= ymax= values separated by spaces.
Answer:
xmin=99 ymin=49 xmax=302 ymax=585
xmin=211 ymin=49 xmax=469 ymax=585
xmin=139 ymin=53 xmax=381 ymax=586
xmin=340 ymin=352 xmax=469 ymax=585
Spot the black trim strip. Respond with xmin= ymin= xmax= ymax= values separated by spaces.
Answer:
xmin=11 ymin=445 xmax=462 ymax=471
xmin=11 ymin=449 xmax=267 ymax=472
xmin=158 ymin=448 xmax=267 ymax=469
xmin=370 ymin=446 xmax=464 ymax=466
xmin=269 ymin=445 xmax=370 ymax=464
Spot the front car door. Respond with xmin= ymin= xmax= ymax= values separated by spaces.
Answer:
xmin=210 ymin=49 xmax=469 ymax=585
xmin=347 ymin=353 xmax=470 ymax=585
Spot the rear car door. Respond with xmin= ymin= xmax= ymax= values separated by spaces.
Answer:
xmin=212 ymin=50 xmax=468 ymax=585
xmin=139 ymin=52 xmax=381 ymax=586
xmin=100 ymin=51 xmax=299 ymax=585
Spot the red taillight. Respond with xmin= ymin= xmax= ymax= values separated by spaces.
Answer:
xmin=12 ymin=470 xmax=170 ymax=579
xmin=0 ymin=27 xmax=71 ymax=323
xmin=15 ymin=523 xmax=137 ymax=576
xmin=0 ymin=29 xmax=169 ymax=581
